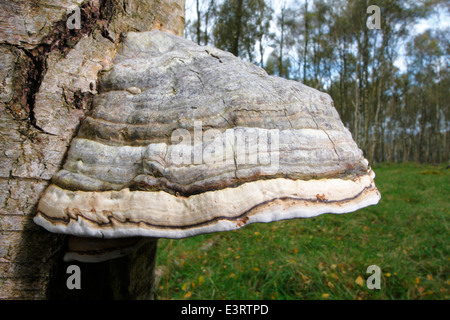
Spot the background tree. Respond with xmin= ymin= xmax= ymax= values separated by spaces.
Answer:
xmin=186 ymin=0 xmax=217 ymax=45
xmin=212 ymin=0 xmax=273 ymax=63
xmin=406 ymin=30 xmax=448 ymax=163
xmin=185 ymin=0 xmax=449 ymax=163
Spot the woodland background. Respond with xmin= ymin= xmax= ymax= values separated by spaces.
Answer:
xmin=184 ymin=0 xmax=449 ymax=164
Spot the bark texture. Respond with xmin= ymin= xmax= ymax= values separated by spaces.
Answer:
xmin=0 ymin=0 xmax=184 ymax=300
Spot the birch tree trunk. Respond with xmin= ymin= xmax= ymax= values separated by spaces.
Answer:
xmin=0 ymin=0 xmax=184 ymax=300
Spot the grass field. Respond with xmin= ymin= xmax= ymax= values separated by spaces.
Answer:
xmin=153 ymin=163 xmax=449 ymax=300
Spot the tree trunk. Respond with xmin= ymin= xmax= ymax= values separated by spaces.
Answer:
xmin=302 ymin=0 xmax=309 ymax=83
xmin=204 ymin=0 xmax=215 ymax=45
xmin=279 ymin=8 xmax=285 ymax=78
xmin=196 ymin=0 xmax=202 ymax=44
xmin=231 ymin=0 xmax=243 ymax=57
xmin=48 ymin=239 xmax=158 ymax=299
xmin=354 ymin=47 xmax=361 ymax=145
xmin=0 ymin=0 xmax=185 ymax=300
xmin=370 ymin=58 xmax=384 ymax=165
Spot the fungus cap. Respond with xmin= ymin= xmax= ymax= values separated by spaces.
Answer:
xmin=34 ymin=31 xmax=380 ymax=260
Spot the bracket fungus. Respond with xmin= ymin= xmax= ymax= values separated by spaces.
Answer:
xmin=34 ymin=31 xmax=380 ymax=262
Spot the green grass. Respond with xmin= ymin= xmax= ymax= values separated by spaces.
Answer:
xmin=154 ymin=163 xmax=449 ymax=300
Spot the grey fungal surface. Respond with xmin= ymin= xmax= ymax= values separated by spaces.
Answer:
xmin=34 ymin=30 xmax=381 ymax=241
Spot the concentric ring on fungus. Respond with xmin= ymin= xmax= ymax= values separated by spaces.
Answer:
xmin=34 ymin=31 xmax=380 ymax=262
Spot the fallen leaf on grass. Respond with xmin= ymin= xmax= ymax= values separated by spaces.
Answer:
xmin=355 ymin=276 xmax=365 ymax=287
xmin=301 ymin=274 xmax=311 ymax=285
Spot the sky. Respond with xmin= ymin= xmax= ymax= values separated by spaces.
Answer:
xmin=395 ymin=9 xmax=449 ymax=71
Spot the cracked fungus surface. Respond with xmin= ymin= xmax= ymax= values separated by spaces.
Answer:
xmin=34 ymin=30 xmax=381 ymax=240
